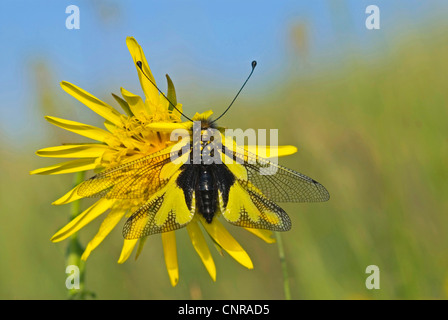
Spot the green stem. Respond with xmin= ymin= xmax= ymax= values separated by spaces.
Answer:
xmin=275 ymin=232 xmax=291 ymax=300
xmin=66 ymin=171 xmax=94 ymax=299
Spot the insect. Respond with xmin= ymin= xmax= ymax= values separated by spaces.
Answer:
xmin=77 ymin=61 xmax=329 ymax=239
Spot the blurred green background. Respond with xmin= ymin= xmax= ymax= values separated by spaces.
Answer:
xmin=1 ymin=0 xmax=448 ymax=299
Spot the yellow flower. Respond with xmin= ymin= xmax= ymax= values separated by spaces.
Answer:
xmin=31 ymin=37 xmax=298 ymax=286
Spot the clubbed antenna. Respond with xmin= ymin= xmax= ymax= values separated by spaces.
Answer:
xmin=211 ymin=60 xmax=257 ymax=124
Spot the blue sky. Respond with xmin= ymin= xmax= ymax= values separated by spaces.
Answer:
xmin=0 ymin=0 xmax=446 ymax=144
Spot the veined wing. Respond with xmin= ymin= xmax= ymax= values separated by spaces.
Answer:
xmin=77 ymin=146 xmax=187 ymax=199
xmin=122 ymin=171 xmax=195 ymax=239
xmin=222 ymin=145 xmax=330 ymax=203
xmin=220 ymin=180 xmax=292 ymax=232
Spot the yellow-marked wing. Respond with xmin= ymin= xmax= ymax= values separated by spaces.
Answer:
xmin=222 ymin=144 xmax=329 ymax=203
xmin=122 ymin=173 xmax=195 ymax=239
xmin=220 ymin=181 xmax=291 ymax=231
xmin=77 ymin=146 xmax=185 ymax=199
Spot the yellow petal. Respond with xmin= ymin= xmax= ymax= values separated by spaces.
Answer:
xmin=187 ymin=220 xmax=216 ymax=281
xmin=244 ymin=145 xmax=298 ymax=158
xmin=50 ymin=198 xmax=115 ymax=242
xmin=162 ymin=231 xmax=179 ymax=286
xmin=118 ymin=239 xmax=138 ymax=264
xmin=44 ymin=116 xmax=117 ymax=144
xmin=61 ymin=81 xmax=123 ymax=127
xmin=36 ymin=144 xmax=109 ymax=158
xmin=30 ymin=158 xmax=98 ymax=175
xmin=81 ymin=208 xmax=126 ymax=261
xmin=120 ymin=87 xmax=149 ymax=116
xmin=126 ymin=37 xmax=159 ymax=102
xmin=52 ymin=184 xmax=84 ymax=205
xmin=145 ymin=122 xmax=188 ymax=132
xmin=192 ymin=110 xmax=213 ymax=121
xmin=201 ymin=218 xmax=253 ymax=269
xmin=244 ymin=228 xmax=276 ymax=244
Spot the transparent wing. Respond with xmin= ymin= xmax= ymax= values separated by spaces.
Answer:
xmin=123 ymin=189 xmax=195 ymax=239
xmin=221 ymin=182 xmax=292 ymax=232
xmin=222 ymin=145 xmax=330 ymax=203
xmin=122 ymin=194 xmax=184 ymax=239
xmin=77 ymin=148 xmax=180 ymax=199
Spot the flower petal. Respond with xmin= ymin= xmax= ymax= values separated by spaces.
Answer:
xmin=120 ymin=87 xmax=149 ymax=116
xmin=36 ymin=144 xmax=109 ymax=158
xmin=244 ymin=228 xmax=276 ymax=244
xmin=244 ymin=145 xmax=298 ymax=158
xmin=52 ymin=184 xmax=84 ymax=205
xmin=61 ymin=81 xmax=123 ymax=127
xmin=81 ymin=207 xmax=126 ymax=261
xmin=126 ymin=37 xmax=158 ymax=102
xmin=162 ymin=231 xmax=179 ymax=287
xmin=145 ymin=122 xmax=188 ymax=132
xmin=103 ymin=120 xmax=119 ymax=134
xmin=118 ymin=239 xmax=138 ymax=264
xmin=30 ymin=158 xmax=98 ymax=175
xmin=192 ymin=110 xmax=213 ymax=121
xmin=187 ymin=220 xmax=216 ymax=281
xmin=44 ymin=116 xmax=117 ymax=144
xmin=201 ymin=218 xmax=253 ymax=269
xmin=50 ymin=198 xmax=115 ymax=242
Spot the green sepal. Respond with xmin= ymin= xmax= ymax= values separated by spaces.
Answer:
xmin=166 ymin=74 xmax=177 ymax=111
xmin=112 ymin=93 xmax=133 ymax=117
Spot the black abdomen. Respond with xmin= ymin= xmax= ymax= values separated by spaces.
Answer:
xmin=197 ymin=166 xmax=217 ymax=223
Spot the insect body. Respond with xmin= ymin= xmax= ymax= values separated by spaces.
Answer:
xmin=176 ymin=120 xmax=235 ymax=224
xmin=178 ymin=163 xmax=233 ymax=223
xmin=195 ymin=166 xmax=217 ymax=223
